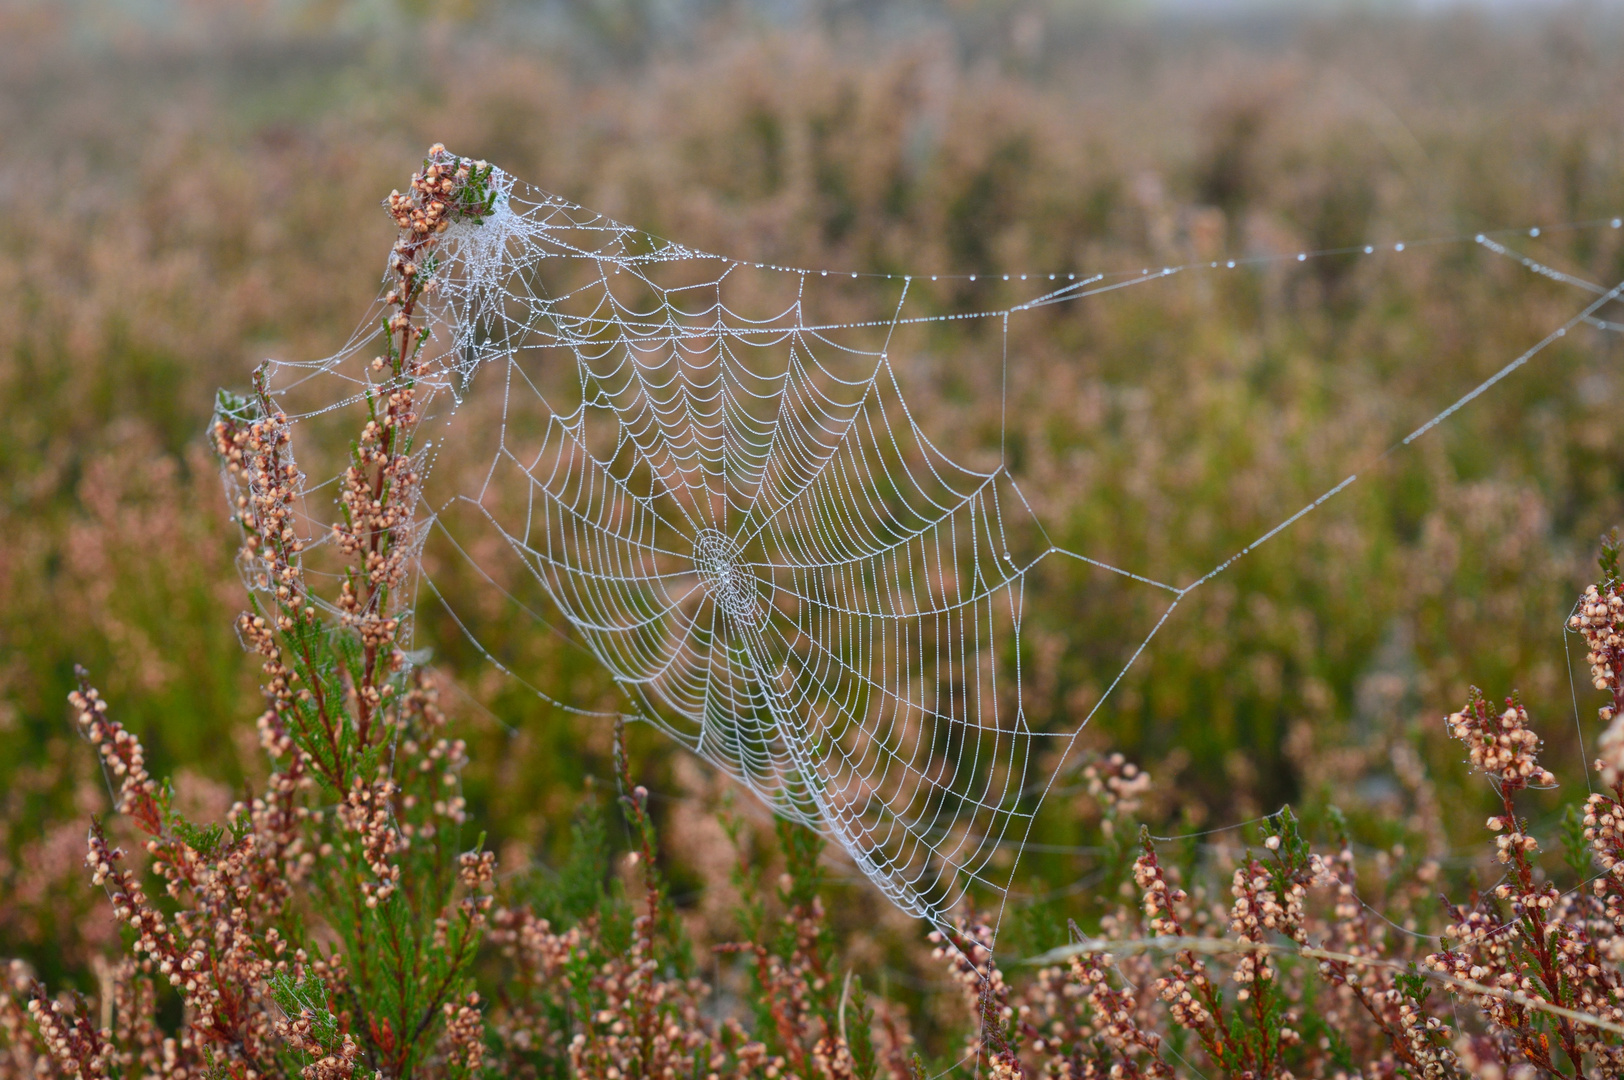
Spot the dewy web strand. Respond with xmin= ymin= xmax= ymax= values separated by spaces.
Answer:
xmin=236 ymin=147 xmax=1624 ymax=952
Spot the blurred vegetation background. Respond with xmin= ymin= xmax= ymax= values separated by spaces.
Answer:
xmin=4 ymin=0 xmax=1624 ymax=1032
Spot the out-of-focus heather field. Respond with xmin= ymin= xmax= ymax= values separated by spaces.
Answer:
xmin=5 ymin=0 xmax=1624 ymax=1005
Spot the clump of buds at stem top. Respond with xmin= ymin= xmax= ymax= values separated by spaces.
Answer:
xmin=329 ymin=145 xmax=498 ymax=739
xmin=211 ymin=396 xmax=311 ymax=630
xmin=1133 ymin=841 xmax=1190 ymax=940
xmin=336 ymin=779 xmax=404 ymax=909
xmin=1571 ymin=531 xmax=1624 ymax=789
xmin=439 ymin=992 xmax=485 ymax=1075
xmin=1572 ymin=531 xmax=1624 ymax=715
xmin=1573 ymin=581 xmax=1624 ymax=712
xmin=1136 ymin=862 xmax=1220 ymax=1042
xmin=1446 ymin=689 xmax=1555 ymax=790
xmin=1085 ymin=753 xmax=1152 ymax=838
xmin=1428 ymin=686 xmax=1601 ymax=1076
xmin=1021 ymin=949 xmax=1175 ymax=1079
xmin=384 ymin=144 xmax=498 ymax=240
xmin=69 ymin=674 xmax=160 ymax=832
xmin=372 ymin=143 xmax=497 ymax=384
xmin=23 ymin=985 xmax=113 ymax=1078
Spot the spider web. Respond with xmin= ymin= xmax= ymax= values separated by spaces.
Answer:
xmin=231 ymin=155 xmax=1624 ymax=942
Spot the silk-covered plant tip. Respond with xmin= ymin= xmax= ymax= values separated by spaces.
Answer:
xmin=16 ymin=147 xmax=1624 ymax=1080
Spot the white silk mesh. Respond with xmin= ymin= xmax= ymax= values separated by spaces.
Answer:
xmin=233 ymin=157 xmax=1624 ymax=940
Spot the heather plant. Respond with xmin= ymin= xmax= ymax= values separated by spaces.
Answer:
xmin=0 ymin=148 xmax=918 ymax=1080
xmin=0 ymin=150 xmax=507 ymax=1079
xmin=14 ymin=321 xmax=1624 ymax=1077
xmin=7 ymin=20 xmax=1624 ymax=1073
xmin=19 ymin=465 xmax=1624 ymax=1080
xmin=968 ymin=538 xmax=1624 ymax=1078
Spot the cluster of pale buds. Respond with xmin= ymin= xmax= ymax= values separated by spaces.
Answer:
xmin=1153 ymin=964 xmax=1215 ymax=1032
xmin=302 ymin=1033 xmax=362 ymax=1080
xmin=1076 ymin=954 xmax=1173 ymax=1077
xmin=213 ymin=411 xmax=308 ymax=602
xmin=71 ymin=684 xmax=157 ymax=822
xmin=1228 ymin=866 xmax=1289 ymax=1000
xmin=385 ymin=145 xmax=477 ymax=236
xmin=928 ymin=921 xmax=998 ymax=993
xmin=1447 ymin=693 xmax=1555 ymax=789
xmin=24 ymin=992 xmax=113 ymax=1077
xmin=1132 ymin=849 xmax=1188 ymax=937
xmin=1571 ymin=583 xmax=1624 ymax=702
xmin=458 ymin=849 xmax=496 ymax=891
xmin=1598 ymin=714 xmax=1624 ymax=790
xmin=441 ymin=993 xmax=486 ymax=1073
xmin=337 ymin=780 xmax=404 ymax=908
xmin=1085 ymin=752 xmax=1153 ymax=825
xmin=1584 ymin=792 xmax=1624 ymax=888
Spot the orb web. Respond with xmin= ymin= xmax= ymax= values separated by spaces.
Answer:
xmin=228 ymin=151 xmax=1624 ymax=942
xmin=437 ymin=198 xmax=1057 ymax=921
